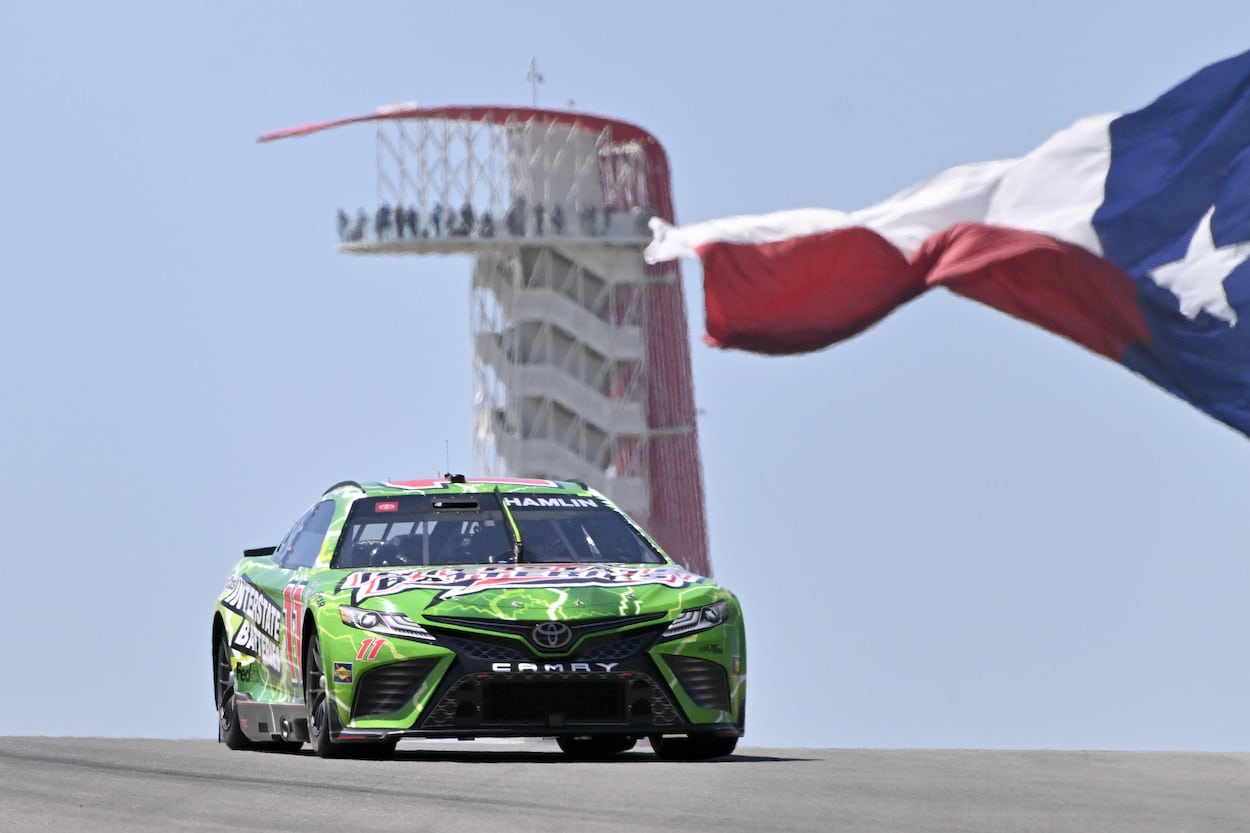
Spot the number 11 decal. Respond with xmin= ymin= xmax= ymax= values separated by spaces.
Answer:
xmin=356 ymin=638 xmax=387 ymax=661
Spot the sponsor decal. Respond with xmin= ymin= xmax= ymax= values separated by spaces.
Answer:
xmin=333 ymin=662 xmax=353 ymax=684
xmin=282 ymin=581 xmax=306 ymax=679
xmin=375 ymin=501 xmax=399 ymax=513
xmin=491 ymin=661 xmax=620 ymax=673
xmin=234 ymin=663 xmax=257 ymax=683
xmin=500 ymin=496 xmax=599 ymax=508
xmin=356 ymin=638 xmax=387 ymax=661
xmin=222 ymin=576 xmax=283 ymax=672
xmin=339 ymin=564 xmax=704 ymax=604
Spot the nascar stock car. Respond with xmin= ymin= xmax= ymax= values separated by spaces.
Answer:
xmin=211 ymin=476 xmax=746 ymax=760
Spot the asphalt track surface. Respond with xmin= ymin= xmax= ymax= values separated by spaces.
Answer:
xmin=1 ymin=738 xmax=1247 ymax=833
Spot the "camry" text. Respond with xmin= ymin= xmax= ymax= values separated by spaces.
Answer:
xmin=491 ymin=662 xmax=619 ymax=673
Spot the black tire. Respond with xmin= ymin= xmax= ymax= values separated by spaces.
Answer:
xmin=649 ymin=734 xmax=738 ymax=761
xmin=216 ymin=633 xmax=304 ymax=752
xmin=557 ymin=735 xmax=637 ymax=760
xmin=214 ymin=634 xmax=253 ymax=750
xmin=305 ymin=630 xmax=348 ymax=758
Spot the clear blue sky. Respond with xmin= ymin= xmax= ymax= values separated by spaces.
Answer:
xmin=4 ymin=2 xmax=1249 ymax=749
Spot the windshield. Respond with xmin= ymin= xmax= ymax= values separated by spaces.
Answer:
xmin=332 ymin=493 xmax=665 ymax=568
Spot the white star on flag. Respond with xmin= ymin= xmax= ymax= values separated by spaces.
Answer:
xmin=1149 ymin=206 xmax=1250 ymax=326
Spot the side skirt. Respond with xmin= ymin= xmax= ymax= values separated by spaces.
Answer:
xmin=234 ymin=694 xmax=310 ymax=743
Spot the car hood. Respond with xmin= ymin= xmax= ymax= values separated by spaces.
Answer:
xmin=330 ymin=563 xmax=712 ymax=619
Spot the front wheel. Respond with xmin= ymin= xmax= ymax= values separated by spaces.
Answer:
xmin=305 ymin=630 xmax=347 ymax=758
xmin=649 ymin=734 xmax=738 ymax=761
xmin=557 ymin=735 xmax=637 ymax=760
xmin=305 ymin=629 xmax=398 ymax=758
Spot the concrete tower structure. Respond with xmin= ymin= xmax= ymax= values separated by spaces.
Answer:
xmin=262 ymin=105 xmax=710 ymax=575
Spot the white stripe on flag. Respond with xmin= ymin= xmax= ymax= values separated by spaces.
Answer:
xmin=645 ymin=113 xmax=1116 ymax=264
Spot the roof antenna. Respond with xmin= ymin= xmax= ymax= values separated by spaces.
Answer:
xmin=526 ymin=57 xmax=544 ymax=107
xmin=445 ymin=439 xmax=450 ymax=475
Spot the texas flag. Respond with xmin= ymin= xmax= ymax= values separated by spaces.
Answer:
xmin=645 ymin=50 xmax=1250 ymax=437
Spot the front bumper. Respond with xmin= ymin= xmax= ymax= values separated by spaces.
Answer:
xmin=330 ymin=625 xmax=744 ymax=742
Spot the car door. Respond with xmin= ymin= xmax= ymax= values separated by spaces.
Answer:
xmin=243 ymin=500 xmax=336 ymax=697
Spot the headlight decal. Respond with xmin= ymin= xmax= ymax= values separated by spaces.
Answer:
xmin=339 ymin=605 xmax=437 ymax=642
xmin=660 ymin=600 xmax=728 ymax=639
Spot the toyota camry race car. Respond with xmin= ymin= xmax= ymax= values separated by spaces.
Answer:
xmin=211 ymin=476 xmax=746 ymax=760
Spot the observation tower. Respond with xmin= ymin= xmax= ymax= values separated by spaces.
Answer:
xmin=260 ymin=104 xmax=711 ymax=575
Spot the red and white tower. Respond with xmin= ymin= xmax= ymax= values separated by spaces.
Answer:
xmin=261 ymin=106 xmax=710 ymax=575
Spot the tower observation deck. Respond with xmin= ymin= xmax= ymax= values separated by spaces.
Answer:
xmin=260 ymin=105 xmax=711 ymax=576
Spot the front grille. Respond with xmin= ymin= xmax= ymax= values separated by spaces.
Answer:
xmin=432 ymin=630 xmax=653 ymax=664
xmin=352 ymin=659 xmax=437 ymax=720
xmin=663 ymin=655 xmax=731 ymax=712
xmin=427 ymin=612 xmax=664 ymax=654
xmin=436 ymin=634 xmax=527 ymax=661
xmin=420 ymin=671 xmax=681 ymax=730
xmin=576 ymin=631 xmax=655 ymax=662
xmin=484 ymin=679 xmax=624 ymax=722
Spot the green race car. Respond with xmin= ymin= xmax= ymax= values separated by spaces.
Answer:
xmin=211 ymin=476 xmax=746 ymax=760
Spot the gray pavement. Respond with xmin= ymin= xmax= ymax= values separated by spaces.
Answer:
xmin=1 ymin=738 xmax=1247 ymax=832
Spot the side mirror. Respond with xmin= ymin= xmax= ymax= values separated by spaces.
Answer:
xmin=243 ymin=545 xmax=277 ymax=558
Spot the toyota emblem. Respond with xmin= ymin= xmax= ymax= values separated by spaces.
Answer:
xmin=531 ymin=621 xmax=573 ymax=650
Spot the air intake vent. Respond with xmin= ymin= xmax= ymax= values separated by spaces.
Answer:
xmin=483 ymin=679 xmax=625 ymax=723
xmin=351 ymin=659 xmax=437 ymax=720
xmin=663 ymin=655 xmax=731 ymax=712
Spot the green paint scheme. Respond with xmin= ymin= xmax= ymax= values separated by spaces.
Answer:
xmin=211 ymin=478 xmax=746 ymax=756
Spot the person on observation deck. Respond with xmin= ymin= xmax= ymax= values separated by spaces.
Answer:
xmin=506 ymin=196 xmax=527 ymax=236
xmin=348 ymin=209 xmax=367 ymax=241
xmin=375 ymin=204 xmax=392 ymax=241
xmin=579 ymin=204 xmax=597 ymax=236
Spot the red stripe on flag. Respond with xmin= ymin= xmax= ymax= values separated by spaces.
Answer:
xmin=696 ymin=227 xmax=924 ymax=354
xmin=915 ymin=224 xmax=1148 ymax=361
xmin=693 ymin=222 xmax=1148 ymax=363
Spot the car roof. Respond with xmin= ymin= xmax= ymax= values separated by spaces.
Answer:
xmin=322 ymin=476 xmax=597 ymax=500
